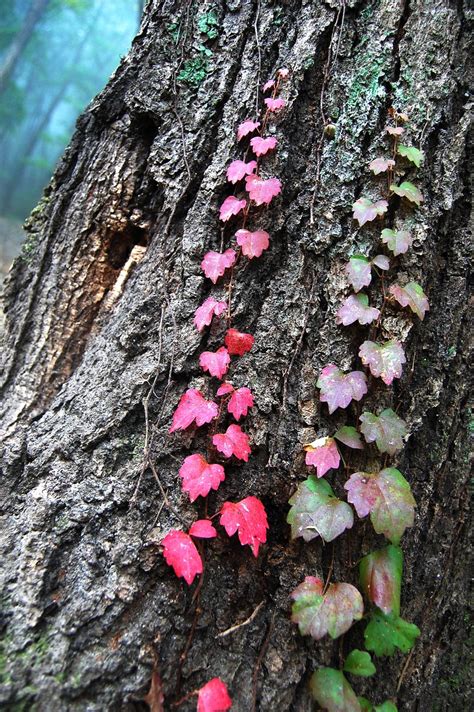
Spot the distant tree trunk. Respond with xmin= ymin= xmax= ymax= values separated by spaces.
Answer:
xmin=0 ymin=2 xmax=472 ymax=711
xmin=0 ymin=0 xmax=50 ymax=96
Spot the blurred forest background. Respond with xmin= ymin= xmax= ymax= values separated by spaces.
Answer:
xmin=0 ymin=0 xmax=139 ymax=283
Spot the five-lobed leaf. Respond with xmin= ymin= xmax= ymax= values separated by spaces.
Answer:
xmin=228 ymin=387 xmax=254 ymax=420
xmin=194 ymin=296 xmax=227 ymax=332
xmin=287 ymin=476 xmax=354 ymax=543
xmin=199 ymin=347 xmax=231 ymax=379
xmin=390 ymin=181 xmax=423 ymax=205
xmin=352 ymin=197 xmax=388 ymax=226
xmin=179 ymin=454 xmax=225 ymax=502
xmin=317 ymin=364 xmax=368 ymax=414
xmin=235 ymin=228 xmax=270 ymax=258
xmin=344 ymin=467 xmax=416 ymax=544
xmin=264 ymin=97 xmax=286 ymax=111
xmin=169 ymin=389 xmax=219 ymax=432
xmin=397 ymin=144 xmax=424 ymax=167
xmin=334 ymin=426 xmax=364 ymax=450
xmin=389 ymin=282 xmax=429 ymax=320
xmin=337 ymin=293 xmax=381 ymax=326
xmin=201 ymin=249 xmax=236 ymax=283
xmin=369 ymin=157 xmax=395 ymax=175
xmin=162 ymin=530 xmax=203 ymax=585
xmin=343 ymin=649 xmax=376 ymax=677
xmin=291 ymin=577 xmax=363 ymax=640
xmin=305 ymin=436 xmax=340 ymax=477
xmin=213 ymin=424 xmax=251 ymax=461
xmin=359 ymin=409 xmax=407 ymax=455
xmin=197 ymin=677 xmax=232 ymax=712
xmin=245 ymin=174 xmax=282 ymax=205
xmin=219 ymin=496 xmax=268 ymax=556
xmin=359 ymin=340 xmax=406 ymax=385
xmin=360 ymin=545 xmax=403 ymax=616
xmin=226 ymin=159 xmax=257 ymax=184
xmin=250 ymin=136 xmax=278 ymax=156
xmin=224 ymin=328 xmax=254 ymax=356
xmin=364 ymin=608 xmax=420 ymax=657
xmin=381 ymin=228 xmax=413 ymax=256
xmin=310 ymin=668 xmax=360 ymax=712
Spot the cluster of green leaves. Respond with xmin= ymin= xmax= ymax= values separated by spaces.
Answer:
xmin=289 ymin=110 xmax=426 ymax=710
xmin=176 ymin=10 xmax=220 ymax=87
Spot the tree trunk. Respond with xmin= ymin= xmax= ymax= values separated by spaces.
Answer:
xmin=0 ymin=1 xmax=472 ymax=711
xmin=0 ymin=0 xmax=51 ymax=96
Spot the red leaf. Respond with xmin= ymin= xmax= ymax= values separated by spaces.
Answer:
xmin=197 ymin=678 xmax=232 ymax=712
xmin=219 ymin=196 xmax=247 ymax=222
xmin=219 ymin=496 xmax=268 ymax=556
xmin=194 ymin=297 xmax=227 ymax=332
xmin=224 ymin=329 xmax=254 ymax=356
xmin=213 ymin=424 xmax=251 ymax=461
xmin=189 ymin=519 xmax=218 ymax=539
xmin=228 ymin=387 xmax=254 ymax=420
xmin=216 ymin=381 xmax=234 ymax=396
xmin=237 ymin=119 xmax=260 ymax=140
xmin=305 ymin=437 xmax=340 ymax=477
xmin=245 ymin=174 xmax=282 ymax=205
xmin=201 ymin=249 xmax=236 ymax=283
xmin=235 ymin=229 xmax=270 ymax=259
xmin=250 ymin=136 xmax=278 ymax=156
xmin=169 ymin=389 xmax=218 ymax=432
xmin=199 ymin=347 xmax=231 ymax=379
xmin=264 ymin=97 xmax=286 ymax=111
xmin=226 ymin=160 xmax=257 ymax=184
xmin=179 ymin=454 xmax=225 ymax=502
xmin=162 ymin=530 xmax=203 ymax=585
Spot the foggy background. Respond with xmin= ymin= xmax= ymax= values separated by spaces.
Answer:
xmin=0 ymin=0 xmax=140 ymax=282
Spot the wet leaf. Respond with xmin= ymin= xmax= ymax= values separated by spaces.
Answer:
xmin=344 ymin=468 xmax=416 ymax=544
xmin=389 ymin=282 xmax=429 ymax=320
xmin=224 ymin=328 xmax=254 ymax=356
xmin=359 ymin=340 xmax=406 ymax=385
xmin=287 ymin=476 xmax=354 ymax=543
xmin=317 ymin=364 xmax=368 ymax=414
xmin=380 ymin=228 xmax=412 ymax=256
xmin=219 ymin=496 xmax=268 ymax=556
xmin=162 ymin=530 xmax=203 ymax=585
xmin=226 ymin=159 xmax=257 ymax=184
xmin=310 ymin=668 xmax=361 ymax=712
xmin=360 ymin=545 xmax=403 ymax=616
xmin=344 ymin=650 xmax=376 ymax=677
xmin=291 ymin=577 xmax=363 ymax=640
xmin=334 ymin=426 xmax=364 ymax=450
xmin=359 ymin=409 xmax=407 ymax=455
xmin=364 ymin=609 xmax=420 ymax=657
xmin=390 ymin=181 xmax=423 ymax=205
xmin=189 ymin=519 xmax=218 ymax=539
xmin=304 ymin=436 xmax=341 ymax=477
xmin=397 ymin=144 xmax=424 ymax=167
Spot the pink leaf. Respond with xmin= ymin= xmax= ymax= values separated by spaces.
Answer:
xmin=199 ymin=346 xmax=231 ymax=379
xmin=169 ymin=389 xmax=219 ymax=432
xmin=245 ymin=174 xmax=282 ymax=205
xmin=352 ymin=197 xmax=388 ymax=226
xmin=359 ymin=340 xmax=406 ymax=385
xmin=228 ymin=387 xmax=254 ymax=420
xmin=197 ymin=678 xmax=232 ymax=712
xmin=216 ymin=381 xmax=234 ymax=396
xmin=277 ymin=67 xmax=289 ymax=79
xmin=189 ymin=519 xmax=218 ymax=539
xmin=345 ymin=255 xmax=371 ymax=292
xmin=264 ymin=97 xmax=286 ymax=111
xmin=162 ymin=530 xmax=203 ymax=585
xmin=201 ymin=249 xmax=236 ymax=283
xmin=250 ymin=136 xmax=278 ymax=156
xmin=291 ymin=577 xmax=364 ymax=640
xmin=235 ymin=228 xmax=270 ymax=259
xmin=317 ymin=364 xmax=368 ymax=414
xmin=262 ymin=79 xmax=275 ymax=92
xmin=226 ymin=160 xmax=257 ymax=184
xmin=213 ymin=424 xmax=251 ymax=461
xmin=219 ymin=496 xmax=268 ymax=556
xmin=389 ymin=282 xmax=429 ymax=320
xmin=305 ymin=437 xmax=340 ymax=478
xmin=381 ymin=228 xmax=412 ymax=256
xmin=334 ymin=426 xmax=364 ymax=450
xmin=237 ymin=119 xmax=260 ymax=141
xmin=372 ymin=254 xmax=390 ymax=270
xmin=386 ymin=126 xmax=404 ymax=136
xmin=336 ymin=294 xmax=380 ymax=326
xmin=287 ymin=476 xmax=354 ymax=543
xmin=219 ymin=196 xmax=247 ymax=222
xmin=179 ymin=454 xmax=225 ymax=502
xmin=369 ymin=157 xmax=396 ymax=175
xmin=194 ymin=297 xmax=227 ymax=332
xmin=224 ymin=328 xmax=254 ymax=356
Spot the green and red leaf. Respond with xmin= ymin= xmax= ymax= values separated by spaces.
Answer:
xmin=310 ymin=668 xmax=361 ymax=712
xmin=359 ymin=545 xmax=403 ymax=616
xmin=291 ymin=577 xmax=363 ymax=640
xmin=287 ymin=476 xmax=354 ymax=543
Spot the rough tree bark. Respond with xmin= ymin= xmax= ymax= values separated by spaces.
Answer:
xmin=0 ymin=1 xmax=472 ymax=711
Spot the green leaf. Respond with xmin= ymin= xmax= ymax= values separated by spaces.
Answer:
xmin=344 ymin=650 xmax=376 ymax=677
xmin=390 ymin=181 xmax=423 ymax=206
xmin=310 ymin=668 xmax=361 ymax=712
xmin=358 ymin=698 xmax=373 ymax=712
xmin=360 ymin=545 xmax=402 ymax=616
xmin=287 ymin=476 xmax=354 ymax=543
xmin=397 ymin=144 xmax=424 ymax=167
xmin=291 ymin=577 xmax=364 ymax=640
xmin=364 ymin=609 xmax=420 ymax=657
xmin=374 ymin=703 xmax=398 ymax=712
xmin=359 ymin=409 xmax=407 ymax=455
xmin=334 ymin=426 xmax=364 ymax=450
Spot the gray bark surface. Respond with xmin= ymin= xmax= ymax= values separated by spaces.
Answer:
xmin=0 ymin=1 xmax=472 ymax=710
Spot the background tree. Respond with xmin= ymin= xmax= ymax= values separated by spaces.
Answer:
xmin=0 ymin=1 xmax=472 ymax=711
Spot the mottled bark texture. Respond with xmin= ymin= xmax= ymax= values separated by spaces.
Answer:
xmin=0 ymin=1 xmax=472 ymax=710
